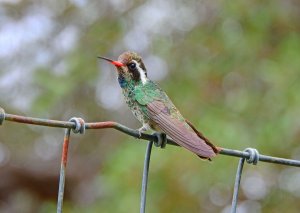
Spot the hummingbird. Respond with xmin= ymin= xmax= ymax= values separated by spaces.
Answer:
xmin=99 ymin=51 xmax=219 ymax=159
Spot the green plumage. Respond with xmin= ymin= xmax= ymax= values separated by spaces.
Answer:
xmin=134 ymin=81 xmax=160 ymax=105
xmin=135 ymin=81 xmax=166 ymax=119
xmin=133 ymin=80 xmax=186 ymax=125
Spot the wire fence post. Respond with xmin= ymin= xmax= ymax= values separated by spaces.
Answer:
xmin=57 ymin=128 xmax=71 ymax=213
xmin=230 ymin=157 xmax=245 ymax=213
xmin=230 ymin=148 xmax=259 ymax=213
xmin=140 ymin=141 xmax=153 ymax=213
xmin=56 ymin=117 xmax=85 ymax=213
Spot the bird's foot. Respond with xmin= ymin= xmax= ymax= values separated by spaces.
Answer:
xmin=137 ymin=125 xmax=148 ymax=138
xmin=153 ymin=132 xmax=167 ymax=148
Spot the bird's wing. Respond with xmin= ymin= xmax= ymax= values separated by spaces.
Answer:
xmin=146 ymin=100 xmax=217 ymax=159
xmin=134 ymin=81 xmax=218 ymax=158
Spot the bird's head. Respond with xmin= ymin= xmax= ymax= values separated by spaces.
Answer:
xmin=98 ymin=51 xmax=148 ymax=86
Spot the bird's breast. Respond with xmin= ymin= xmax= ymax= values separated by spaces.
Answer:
xmin=122 ymin=88 xmax=149 ymax=125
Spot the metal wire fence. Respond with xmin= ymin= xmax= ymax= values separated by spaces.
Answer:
xmin=0 ymin=107 xmax=300 ymax=213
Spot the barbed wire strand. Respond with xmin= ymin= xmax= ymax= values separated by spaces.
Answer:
xmin=1 ymin=108 xmax=300 ymax=212
xmin=140 ymin=141 xmax=153 ymax=213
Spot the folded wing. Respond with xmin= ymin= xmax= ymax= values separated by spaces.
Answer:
xmin=147 ymin=100 xmax=218 ymax=159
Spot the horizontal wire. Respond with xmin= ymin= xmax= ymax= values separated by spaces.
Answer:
xmin=2 ymin=111 xmax=300 ymax=167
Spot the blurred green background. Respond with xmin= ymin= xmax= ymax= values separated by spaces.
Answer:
xmin=1 ymin=0 xmax=300 ymax=212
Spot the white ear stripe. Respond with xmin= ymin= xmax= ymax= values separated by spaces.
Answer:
xmin=133 ymin=60 xmax=148 ymax=85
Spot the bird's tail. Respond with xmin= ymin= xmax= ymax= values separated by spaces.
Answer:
xmin=185 ymin=119 xmax=221 ymax=159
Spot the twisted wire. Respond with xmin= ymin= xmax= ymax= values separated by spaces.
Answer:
xmin=2 ymin=108 xmax=300 ymax=213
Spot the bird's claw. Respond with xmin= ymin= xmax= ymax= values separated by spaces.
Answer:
xmin=137 ymin=130 xmax=142 ymax=138
xmin=153 ymin=132 xmax=167 ymax=148
xmin=137 ymin=126 xmax=147 ymax=138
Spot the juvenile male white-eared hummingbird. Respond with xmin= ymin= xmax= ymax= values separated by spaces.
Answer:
xmin=99 ymin=51 xmax=219 ymax=159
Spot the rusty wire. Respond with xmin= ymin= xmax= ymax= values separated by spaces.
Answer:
xmin=1 ymin=107 xmax=300 ymax=212
xmin=57 ymin=128 xmax=71 ymax=213
xmin=2 ymin=110 xmax=300 ymax=167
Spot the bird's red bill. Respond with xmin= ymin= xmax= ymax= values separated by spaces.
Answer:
xmin=98 ymin=56 xmax=124 ymax=67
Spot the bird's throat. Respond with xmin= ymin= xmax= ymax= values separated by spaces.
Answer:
xmin=118 ymin=75 xmax=127 ymax=88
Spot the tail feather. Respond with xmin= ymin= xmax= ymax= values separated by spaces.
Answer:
xmin=185 ymin=119 xmax=220 ymax=155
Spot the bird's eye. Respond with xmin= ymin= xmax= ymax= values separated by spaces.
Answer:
xmin=128 ymin=63 xmax=136 ymax=70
